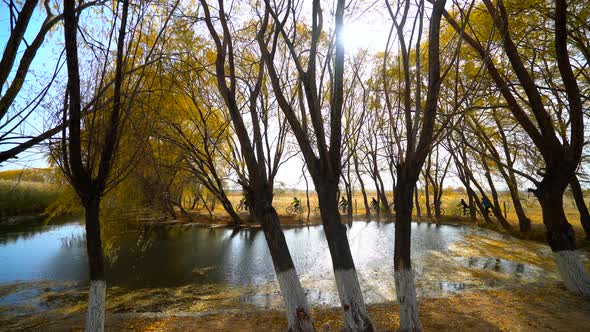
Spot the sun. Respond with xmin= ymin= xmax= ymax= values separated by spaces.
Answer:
xmin=340 ymin=21 xmax=386 ymax=52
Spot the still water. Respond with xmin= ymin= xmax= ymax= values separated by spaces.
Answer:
xmin=0 ymin=221 xmax=449 ymax=287
xmin=0 ymin=221 xmax=554 ymax=307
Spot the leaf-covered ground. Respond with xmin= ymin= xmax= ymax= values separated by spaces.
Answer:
xmin=1 ymin=281 xmax=589 ymax=331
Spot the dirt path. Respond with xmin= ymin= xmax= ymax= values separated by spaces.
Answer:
xmin=4 ymin=281 xmax=589 ymax=331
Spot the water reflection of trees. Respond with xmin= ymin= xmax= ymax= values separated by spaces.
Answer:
xmin=0 ymin=217 xmax=81 ymax=246
xmin=44 ymin=236 xmax=89 ymax=282
xmin=60 ymin=233 xmax=86 ymax=248
xmin=466 ymin=257 xmax=527 ymax=279
xmin=2 ymin=221 xmax=540 ymax=291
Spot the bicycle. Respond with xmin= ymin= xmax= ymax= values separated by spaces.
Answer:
xmin=236 ymin=201 xmax=247 ymax=212
xmin=339 ymin=202 xmax=349 ymax=214
xmin=370 ymin=203 xmax=379 ymax=214
xmin=286 ymin=204 xmax=304 ymax=214
xmin=453 ymin=205 xmax=468 ymax=217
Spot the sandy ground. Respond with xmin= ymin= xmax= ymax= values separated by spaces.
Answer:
xmin=3 ymin=281 xmax=589 ymax=331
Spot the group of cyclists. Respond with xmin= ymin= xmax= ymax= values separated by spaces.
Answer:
xmin=240 ymin=193 xmax=493 ymax=217
xmin=289 ymin=195 xmax=378 ymax=214
xmin=457 ymin=196 xmax=492 ymax=216
xmin=291 ymin=196 xmax=349 ymax=214
xmin=281 ymin=196 xmax=383 ymax=214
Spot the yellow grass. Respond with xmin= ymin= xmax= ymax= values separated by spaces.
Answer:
xmin=227 ymin=189 xmax=582 ymax=225
xmin=222 ymin=189 xmax=588 ymax=244
xmin=0 ymin=179 xmax=60 ymax=217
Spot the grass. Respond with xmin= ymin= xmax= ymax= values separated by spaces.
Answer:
xmin=0 ymin=179 xmax=61 ymax=219
xmin=0 ymin=168 xmax=55 ymax=183
xmin=222 ymin=189 xmax=590 ymax=247
xmin=227 ymin=189 xmax=584 ymax=225
xmin=1 ymin=166 xmax=588 ymax=247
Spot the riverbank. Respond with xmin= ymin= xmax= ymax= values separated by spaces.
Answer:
xmin=154 ymin=210 xmax=590 ymax=253
xmin=2 ymin=218 xmax=589 ymax=331
xmin=2 ymin=280 xmax=589 ymax=331
xmin=0 ymin=169 xmax=61 ymax=219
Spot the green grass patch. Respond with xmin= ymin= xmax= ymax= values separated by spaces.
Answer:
xmin=0 ymin=180 xmax=61 ymax=218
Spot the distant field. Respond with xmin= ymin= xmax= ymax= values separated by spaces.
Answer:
xmin=0 ymin=169 xmax=62 ymax=219
xmin=226 ymin=189 xmax=588 ymax=237
xmin=1 ymin=167 xmax=588 ymax=240
xmin=0 ymin=180 xmax=60 ymax=218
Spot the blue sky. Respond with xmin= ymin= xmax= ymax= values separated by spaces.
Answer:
xmin=0 ymin=1 xmax=464 ymax=192
xmin=0 ymin=1 xmax=65 ymax=171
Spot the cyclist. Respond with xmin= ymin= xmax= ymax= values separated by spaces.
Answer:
xmin=481 ymin=196 xmax=491 ymax=216
xmin=239 ymin=196 xmax=248 ymax=211
xmin=370 ymin=197 xmax=378 ymax=211
xmin=339 ymin=196 xmax=348 ymax=212
xmin=457 ymin=198 xmax=468 ymax=216
xmin=292 ymin=197 xmax=301 ymax=210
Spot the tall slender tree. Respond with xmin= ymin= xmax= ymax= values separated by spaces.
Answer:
xmin=383 ymin=0 xmax=447 ymax=329
xmin=199 ymin=1 xmax=314 ymax=329
xmin=62 ymin=0 xmax=130 ymax=329
xmin=257 ymin=0 xmax=376 ymax=329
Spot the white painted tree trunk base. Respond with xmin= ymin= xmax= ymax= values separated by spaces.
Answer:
xmin=334 ymin=269 xmax=375 ymax=331
xmin=276 ymin=269 xmax=315 ymax=332
xmin=86 ymin=280 xmax=106 ymax=332
xmin=394 ymin=269 xmax=421 ymax=332
xmin=554 ymin=250 xmax=590 ymax=296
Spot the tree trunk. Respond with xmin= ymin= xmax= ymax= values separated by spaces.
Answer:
xmin=432 ymin=184 xmax=441 ymax=218
xmin=569 ymin=176 xmax=590 ymax=239
xmin=505 ymin=175 xmax=531 ymax=233
xmin=164 ymin=198 xmax=177 ymax=219
xmin=462 ymin=172 xmax=492 ymax=224
xmin=84 ymin=197 xmax=106 ymax=332
xmin=377 ymin=173 xmax=392 ymax=217
xmin=536 ymin=175 xmax=590 ymax=295
xmin=251 ymin=199 xmax=315 ymax=331
xmin=355 ymin=160 xmax=370 ymax=217
xmin=492 ymin=110 xmax=530 ymax=232
xmin=317 ymin=183 xmax=375 ymax=331
xmin=372 ymin=176 xmax=381 ymax=217
xmin=218 ymin=194 xmax=243 ymax=226
xmin=435 ymin=185 xmax=445 ymax=217
xmin=462 ymin=165 xmax=499 ymax=225
xmin=482 ymin=168 xmax=512 ymax=230
xmin=453 ymin=148 xmax=476 ymax=221
xmin=393 ymin=177 xmax=421 ymax=331
xmin=172 ymin=199 xmax=192 ymax=221
xmin=414 ymin=185 xmax=421 ymax=218
xmin=467 ymin=185 xmax=476 ymax=221
xmin=424 ymin=174 xmax=431 ymax=218
xmin=303 ymin=167 xmax=311 ymax=223
xmin=343 ymin=172 xmax=354 ymax=218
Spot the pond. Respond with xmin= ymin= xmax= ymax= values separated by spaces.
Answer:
xmin=0 ymin=219 xmax=566 ymax=310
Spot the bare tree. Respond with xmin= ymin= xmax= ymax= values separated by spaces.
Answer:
xmin=383 ymin=0 xmax=447 ymax=329
xmin=61 ymin=1 xmax=130 ymax=329
xmin=0 ymin=0 xmax=99 ymax=164
xmin=444 ymin=0 xmax=590 ymax=294
xmin=424 ymin=144 xmax=451 ymax=218
xmin=60 ymin=0 xmax=176 ymax=330
xmin=257 ymin=0 xmax=376 ymax=329
xmin=199 ymin=1 xmax=315 ymax=329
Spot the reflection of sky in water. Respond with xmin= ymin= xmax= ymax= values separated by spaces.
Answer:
xmin=0 ymin=223 xmax=87 ymax=284
xmin=1 ymin=220 xmax=577 ymax=309
xmin=0 ymin=220 xmax=554 ymax=294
